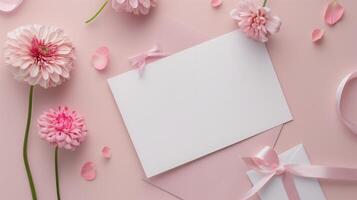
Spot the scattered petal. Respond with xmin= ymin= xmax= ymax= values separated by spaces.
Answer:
xmin=92 ymin=46 xmax=109 ymax=71
xmin=101 ymin=146 xmax=111 ymax=159
xmin=81 ymin=161 xmax=96 ymax=181
xmin=211 ymin=0 xmax=222 ymax=8
xmin=324 ymin=1 xmax=344 ymax=26
xmin=0 ymin=0 xmax=23 ymax=13
xmin=312 ymin=28 xmax=324 ymax=43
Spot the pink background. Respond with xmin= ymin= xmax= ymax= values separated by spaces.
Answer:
xmin=1 ymin=0 xmax=357 ymax=199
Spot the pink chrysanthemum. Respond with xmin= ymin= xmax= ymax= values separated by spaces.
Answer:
xmin=4 ymin=25 xmax=75 ymax=88
xmin=111 ymin=0 xmax=157 ymax=15
xmin=38 ymin=106 xmax=87 ymax=151
xmin=230 ymin=0 xmax=281 ymax=43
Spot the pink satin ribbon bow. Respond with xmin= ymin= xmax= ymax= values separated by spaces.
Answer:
xmin=129 ymin=45 xmax=169 ymax=77
xmin=242 ymin=146 xmax=357 ymax=200
xmin=336 ymin=71 xmax=357 ymax=134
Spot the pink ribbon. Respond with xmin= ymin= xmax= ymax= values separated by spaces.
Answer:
xmin=242 ymin=146 xmax=357 ymax=200
xmin=129 ymin=44 xmax=169 ymax=77
xmin=336 ymin=71 xmax=357 ymax=134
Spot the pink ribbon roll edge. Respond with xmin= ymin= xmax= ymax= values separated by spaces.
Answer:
xmin=336 ymin=71 xmax=357 ymax=134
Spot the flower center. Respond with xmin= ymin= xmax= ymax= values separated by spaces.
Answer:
xmin=251 ymin=9 xmax=267 ymax=28
xmin=30 ymin=37 xmax=58 ymax=67
xmin=55 ymin=113 xmax=74 ymax=132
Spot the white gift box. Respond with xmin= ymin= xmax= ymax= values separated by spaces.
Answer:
xmin=247 ymin=144 xmax=326 ymax=200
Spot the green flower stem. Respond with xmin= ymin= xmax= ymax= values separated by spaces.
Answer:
xmin=23 ymin=85 xmax=37 ymax=200
xmin=85 ymin=0 xmax=109 ymax=24
xmin=263 ymin=0 xmax=268 ymax=7
xmin=55 ymin=147 xmax=61 ymax=200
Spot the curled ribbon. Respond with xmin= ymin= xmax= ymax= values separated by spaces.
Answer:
xmin=336 ymin=71 xmax=357 ymax=134
xmin=129 ymin=44 xmax=169 ymax=77
xmin=242 ymin=146 xmax=357 ymax=200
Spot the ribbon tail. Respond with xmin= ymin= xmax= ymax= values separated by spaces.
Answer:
xmin=283 ymin=173 xmax=301 ymax=200
xmin=241 ymin=173 xmax=276 ymax=200
xmin=128 ymin=55 xmax=146 ymax=77
xmin=128 ymin=55 xmax=143 ymax=67
xmin=288 ymin=165 xmax=357 ymax=181
xmin=138 ymin=62 xmax=145 ymax=77
xmin=147 ymin=52 xmax=170 ymax=59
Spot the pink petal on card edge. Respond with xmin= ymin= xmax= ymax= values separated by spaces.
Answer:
xmin=0 ymin=0 xmax=23 ymax=13
xmin=92 ymin=46 xmax=109 ymax=71
xmin=324 ymin=1 xmax=344 ymax=25
xmin=312 ymin=28 xmax=324 ymax=43
xmin=101 ymin=146 xmax=111 ymax=159
xmin=81 ymin=161 xmax=96 ymax=181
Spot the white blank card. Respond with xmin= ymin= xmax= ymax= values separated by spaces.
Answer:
xmin=108 ymin=31 xmax=292 ymax=177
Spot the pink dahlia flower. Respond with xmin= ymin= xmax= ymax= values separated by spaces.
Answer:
xmin=4 ymin=25 xmax=75 ymax=88
xmin=111 ymin=0 xmax=157 ymax=15
xmin=230 ymin=0 xmax=281 ymax=43
xmin=38 ymin=106 xmax=87 ymax=151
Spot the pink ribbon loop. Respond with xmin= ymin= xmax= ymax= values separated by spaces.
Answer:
xmin=129 ymin=44 xmax=169 ymax=77
xmin=242 ymin=146 xmax=357 ymax=200
xmin=336 ymin=71 xmax=357 ymax=134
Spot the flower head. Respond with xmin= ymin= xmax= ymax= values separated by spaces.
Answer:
xmin=111 ymin=0 xmax=157 ymax=15
xmin=38 ymin=106 xmax=87 ymax=151
xmin=230 ymin=0 xmax=281 ymax=42
xmin=4 ymin=25 xmax=75 ymax=88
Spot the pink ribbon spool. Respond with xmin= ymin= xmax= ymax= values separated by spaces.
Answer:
xmin=336 ymin=71 xmax=357 ymax=134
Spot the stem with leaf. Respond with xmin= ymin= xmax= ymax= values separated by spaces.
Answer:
xmin=23 ymin=86 xmax=37 ymax=200
xmin=85 ymin=0 xmax=110 ymax=24
xmin=55 ymin=147 xmax=61 ymax=200
xmin=263 ymin=0 xmax=268 ymax=7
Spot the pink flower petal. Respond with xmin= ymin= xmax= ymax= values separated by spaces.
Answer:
xmin=101 ymin=146 xmax=111 ymax=159
xmin=92 ymin=46 xmax=109 ymax=71
xmin=312 ymin=28 xmax=324 ymax=43
xmin=324 ymin=1 xmax=344 ymax=26
xmin=81 ymin=161 xmax=96 ymax=181
xmin=211 ymin=0 xmax=222 ymax=8
xmin=38 ymin=106 xmax=87 ymax=150
xmin=0 ymin=0 xmax=23 ymax=13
